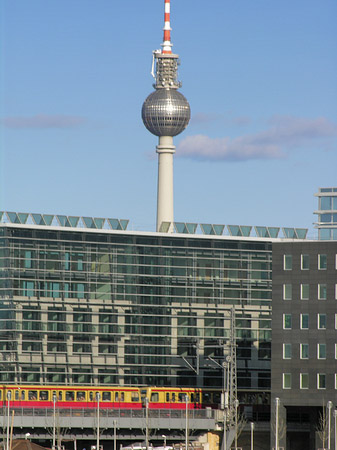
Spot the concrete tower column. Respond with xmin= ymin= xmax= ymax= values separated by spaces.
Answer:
xmin=156 ymin=136 xmax=175 ymax=232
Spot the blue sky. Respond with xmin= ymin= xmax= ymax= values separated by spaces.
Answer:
xmin=1 ymin=0 xmax=336 ymax=235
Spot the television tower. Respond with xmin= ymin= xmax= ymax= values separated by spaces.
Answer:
xmin=142 ymin=0 xmax=191 ymax=232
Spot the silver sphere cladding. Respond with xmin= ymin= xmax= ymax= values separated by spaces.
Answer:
xmin=142 ymin=89 xmax=191 ymax=137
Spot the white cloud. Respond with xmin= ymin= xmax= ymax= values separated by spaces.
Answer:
xmin=177 ymin=116 xmax=337 ymax=161
xmin=1 ymin=114 xmax=87 ymax=129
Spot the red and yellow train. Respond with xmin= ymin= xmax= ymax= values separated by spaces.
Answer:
xmin=0 ymin=385 xmax=222 ymax=410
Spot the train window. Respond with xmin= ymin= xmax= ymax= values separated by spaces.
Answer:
xmin=213 ymin=392 xmax=221 ymax=404
xmin=191 ymin=393 xmax=194 ymax=402
xmin=195 ymin=393 xmax=200 ymax=403
xmin=121 ymin=392 xmax=124 ymax=401
xmin=172 ymin=393 xmax=176 ymax=402
xmin=15 ymin=391 xmax=19 ymax=400
xmin=40 ymin=391 xmax=48 ymax=401
xmin=21 ymin=391 xmax=25 ymax=400
xmin=166 ymin=393 xmax=170 ymax=402
xmin=76 ymin=392 xmax=85 ymax=401
xmin=131 ymin=392 xmax=139 ymax=402
xmin=89 ymin=392 xmax=94 ymax=402
xmin=28 ymin=391 xmax=38 ymax=400
xmin=0 ymin=392 xmax=2 ymax=400
xmin=151 ymin=393 xmax=159 ymax=402
xmin=58 ymin=391 xmax=62 ymax=401
xmin=203 ymin=393 xmax=211 ymax=403
xmin=66 ymin=391 xmax=74 ymax=401
xmin=115 ymin=392 xmax=119 ymax=402
xmin=178 ymin=393 xmax=186 ymax=402
xmin=102 ymin=392 xmax=111 ymax=401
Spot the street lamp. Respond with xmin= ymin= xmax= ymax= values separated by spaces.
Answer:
xmin=52 ymin=393 xmax=57 ymax=450
xmin=250 ymin=422 xmax=254 ymax=450
xmin=327 ymin=401 xmax=333 ymax=450
xmin=6 ymin=391 xmax=11 ymax=450
xmin=96 ymin=392 xmax=100 ymax=450
xmin=162 ymin=435 xmax=167 ymax=449
xmin=185 ymin=394 xmax=189 ymax=450
xmin=333 ymin=409 xmax=337 ymax=450
xmin=275 ymin=397 xmax=280 ymax=450
xmin=114 ymin=420 xmax=117 ymax=450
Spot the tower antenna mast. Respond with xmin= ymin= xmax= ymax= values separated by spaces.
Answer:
xmin=142 ymin=0 xmax=191 ymax=232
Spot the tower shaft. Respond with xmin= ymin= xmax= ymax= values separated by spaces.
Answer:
xmin=156 ymin=136 xmax=175 ymax=232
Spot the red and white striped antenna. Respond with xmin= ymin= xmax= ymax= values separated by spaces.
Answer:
xmin=162 ymin=0 xmax=172 ymax=54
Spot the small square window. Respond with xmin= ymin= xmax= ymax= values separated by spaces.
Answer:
xmin=300 ymin=343 xmax=309 ymax=359
xmin=318 ymin=314 xmax=327 ymax=329
xmin=283 ymin=343 xmax=292 ymax=359
xmin=300 ymin=373 xmax=309 ymax=389
xmin=283 ymin=284 xmax=292 ymax=300
xmin=283 ymin=314 xmax=292 ymax=329
xmin=301 ymin=314 xmax=309 ymax=330
xmin=317 ymin=373 xmax=326 ymax=389
xmin=317 ymin=343 xmax=326 ymax=359
xmin=301 ymin=254 xmax=310 ymax=270
xmin=318 ymin=284 xmax=327 ymax=300
xmin=318 ymin=254 xmax=327 ymax=270
xmin=283 ymin=373 xmax=292 ymax=389
xmin=301 ymin=284 xmax=309 ymax=300
xmin=284 ymin=255 xmax=293 ymax=270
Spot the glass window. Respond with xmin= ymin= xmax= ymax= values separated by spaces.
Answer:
xmin=321 ymin=213 xmax=332 ymax=223
xmin=301 ymin=284 xmax=309 ymax=300
xmin=283 ymin=284 xmax=292 ymax=300
xmin=318 ymin=254 xmax=327 ymax=270
xmin=318 ymin=284 xmax=327 ymax=300
xmin=283 ymin=373 xmax=292 ymax=389
xmin=301 ymin=254 xmax=309 ymax=270
xmin=300 ymin=373 xmax=309 ymax=389
xmin=335 ymin=284 xmax=337 ymax=300
xmin=321 ymin=197 xmax=331 ymax=210
xmin=317 ymin=373 xmax=326 ymax=389
xmin=317 ymin=344 xmax=326 ymax=359
xmin=333 ymin=197 xmax=337 ymax=209
xmin=318 ymin=314 xmax=327 ymax=329
xmin=335 ymin=374 xmax=337 ymax=390
xmin=335 ymin=314 xmax=337 ymax=329
xmin=283 ymin=314 xmax=292 ymax=329
xmin=300 ymin=314 xmax=309 ymax=329
xmin=300 ymin=343 xmax=309 ymax=359
xmin=335 ymin=344 xmax=337 ymax=359
xmin=284 ymin=255 xmax=292 ymax=270
xmin=283 ymin=343 xmax=292 ymax=359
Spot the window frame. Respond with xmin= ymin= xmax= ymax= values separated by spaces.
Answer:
xmin=283 ymin=284 xmax=292 ymax=300
xmin=301 ymin=254 xmax=310 ymax=270
xmin=317 ymin=373 xmax=326 ymax=390
xmin=300 ymin=373 xmax=309 ymax=390
xmin=300 ymin=343 xmax=309 ymax=359
xmin=318 ymin=284 xmax=327 ymax=300
xmin=283 ymin=314 xmax=292 ymax=330
xmin=283 ymin=373 xmax=292 ymax=389
xmin=283 ymin=255 xmax=293 ymax=270
xmin=283 ymin=343 xmax=292 ymax=359
xmin=318 ymin=254 xmax=327 ymax=270
xmin=318 ymin=314 xmax=327 ymax=330
xmin=300 ymin=313 xmax=309 ymax=330
xmin=300 ymin=284 xmax=309 ymax=300
xmin=317 ymin=343 xmax=326 ymax=360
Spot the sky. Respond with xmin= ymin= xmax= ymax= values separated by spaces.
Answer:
xmin=1 ymin=0 xmax=336 ymax=235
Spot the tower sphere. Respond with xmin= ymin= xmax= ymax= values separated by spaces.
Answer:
xmin=142 ymin=88 xmax=191 ymax=137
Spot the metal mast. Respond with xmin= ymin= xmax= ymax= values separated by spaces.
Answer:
xmin=142 ymin=0 xmax=191 ymax=232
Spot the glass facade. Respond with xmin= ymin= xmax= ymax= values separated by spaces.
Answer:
xmin=314 ymin=187 xmax=337 ymax=240
xmin=0 ymin=225 xmax=272 ymax=395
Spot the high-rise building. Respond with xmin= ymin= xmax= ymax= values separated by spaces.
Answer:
xmin=314 ymin=187 xmax=337 ymax=240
